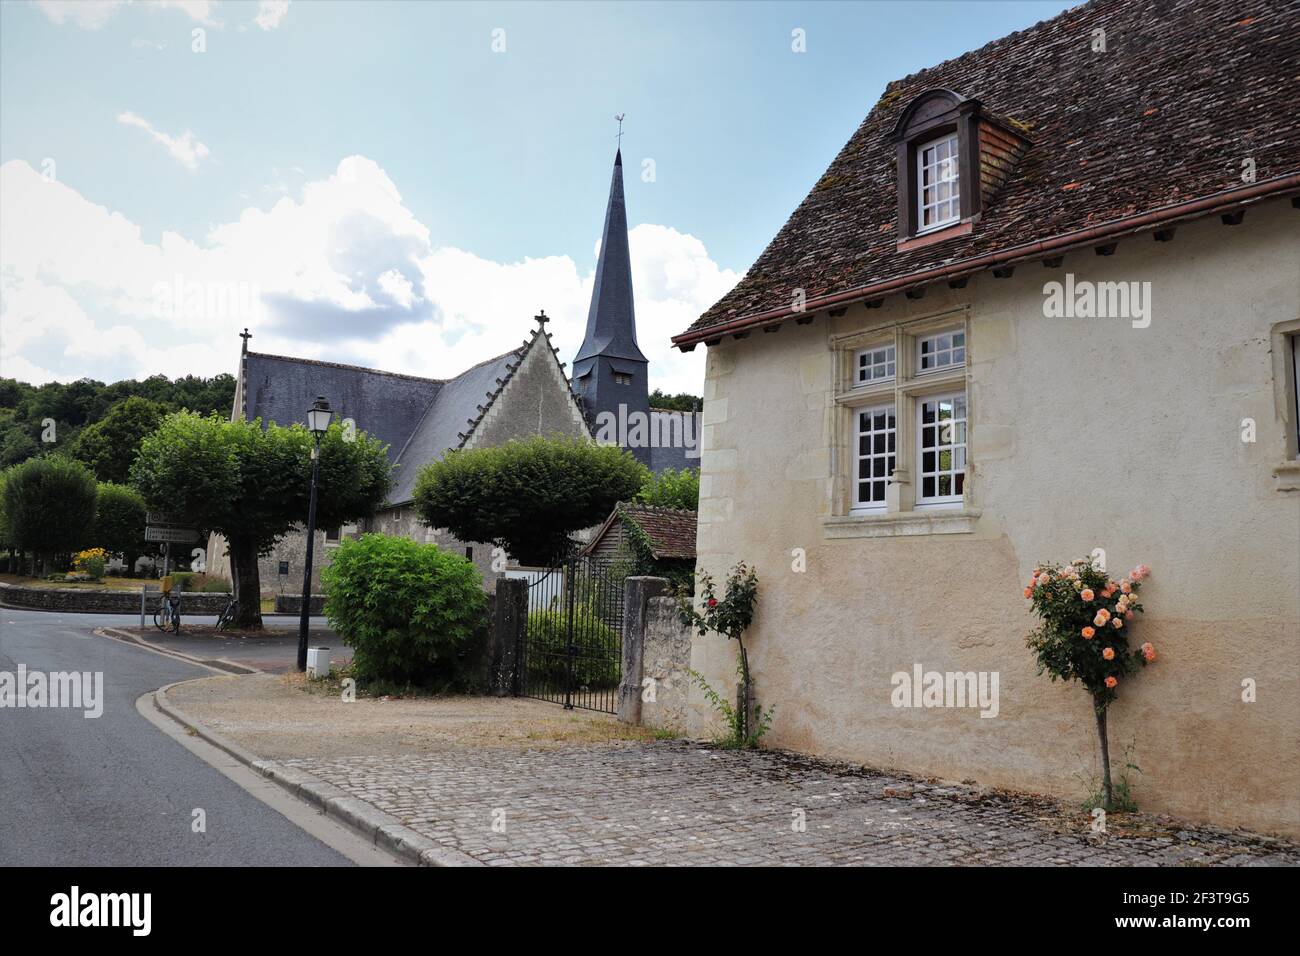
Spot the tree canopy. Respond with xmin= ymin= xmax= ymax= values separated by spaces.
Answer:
xmin=1 ymin=456 xmax=98 ymax=569
xmin=648 ymin=389 xmax=703 ymax=412
xmin=73 ymin=396 xmax=169 ymax=484
xmin=413 ymin=435 xmax=649 ymax=567
xmin=131 ymin=412 xmax=392 ymax=626
xmin=0 ymin=373 xmax=234 ymax=471
xmin=93 ymin=483 xmax=149 ymax=570
xmin=636 ymin=466 xmax=699 ymax=511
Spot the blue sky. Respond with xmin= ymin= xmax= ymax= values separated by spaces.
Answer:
xmin=0 ymin=0 xmax=1076 ymax=392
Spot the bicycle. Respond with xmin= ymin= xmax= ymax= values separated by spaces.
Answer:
xmin=216 ymin=596 xmax=240 ymax=630
xmin=153 ymin=593 xmax=181 ymax=634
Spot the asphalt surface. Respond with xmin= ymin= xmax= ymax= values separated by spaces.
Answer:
xmin=0 ymin=606 xmax=353 ymax=866
xmin=130 ymin=623 xmax=351 ymax=674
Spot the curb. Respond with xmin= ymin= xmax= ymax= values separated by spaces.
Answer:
xmin=151 ymin=680 xmax=482 ymax=867
xmin=97 ymin=627 xmax=257 ymax=675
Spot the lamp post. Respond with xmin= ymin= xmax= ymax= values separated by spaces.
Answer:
xmin=298 ymin=395 xmax=333 ymax=672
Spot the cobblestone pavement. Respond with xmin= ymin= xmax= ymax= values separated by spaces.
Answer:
xmin=285 ymin=741 xmax=1300 ymax=866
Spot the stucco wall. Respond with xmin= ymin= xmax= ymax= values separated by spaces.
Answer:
xmin=689 ymin=199 xmax=1300 ymax=836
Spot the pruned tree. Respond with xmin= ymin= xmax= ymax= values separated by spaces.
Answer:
xmin=413 ymin=435 xmax=648 ymax=567
xmin=93 ymin=482 xmax=150 ymax=573
xmin=131 ymin=412 xmax=391 ymax=628
xmin=1 ymin=456 xmax=98 ymax=575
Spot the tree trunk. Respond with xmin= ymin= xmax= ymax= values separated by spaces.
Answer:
xmin=228 ymin=536 xmax=264 ymax=629
xmin=1094 ymin=700 xmax=1114 ymax=810
xmin=736 ymin=637 xmax=751 ymax=744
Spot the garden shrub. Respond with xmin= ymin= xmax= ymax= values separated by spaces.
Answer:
xmin=201 ymin=578 xmax=233 ymax=593
xmin=322 ymin=533 xmax=488 ymax=687
xmin=171 ymin=571 xmax=196 ymax=591
xmin=525 ymin=604 xmax=620 ymax=690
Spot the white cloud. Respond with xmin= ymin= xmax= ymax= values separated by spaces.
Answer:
xmin=34 ymin=1 xmax=125 ymax=29
xmin=116 ymin=110 xmax=211 ymax=171
xmin=35 ymin=0 xmax=221 ymax=29
xmin=0 ymin=156 xmax=735 ymax=397
xmin=253 ymin=0 xmax=290 ymax=31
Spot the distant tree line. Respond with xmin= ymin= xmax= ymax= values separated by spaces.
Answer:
xmin=0 ymin=373 xmax=235 ymax=477
xmin=648 ymin=389 xmax=703 ymax=413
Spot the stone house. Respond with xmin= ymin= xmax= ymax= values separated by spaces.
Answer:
xmin=674 ymin=0 xmax=1300 ymax=836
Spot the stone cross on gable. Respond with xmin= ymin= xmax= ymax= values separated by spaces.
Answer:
xmin=535 ymin=310 xmax=549 ymax=327
xmin=240 ymin=328 xmax=252 ymax=354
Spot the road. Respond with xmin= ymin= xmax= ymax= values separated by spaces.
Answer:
xmin=0 ymin=606 xmax=355 ymax=866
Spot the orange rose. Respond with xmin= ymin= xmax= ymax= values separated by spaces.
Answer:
xmin=1024 ymin=587 xmax=1033 ymax=599
xmin=1112 ymin=617 xmax=1123 ymax=628
xmin=1102 ymin=647 xmax=1115 ymax=660
xmin=1081 ymin=626 xmax=1096 ymax=639
xmin=1081 ymin=588 xmax=1095 ymax=602
xmin=1104 ymin=676 xmax=1118 ymax=689
xmin=1141 ymin=643 xmax=1157 ymax=662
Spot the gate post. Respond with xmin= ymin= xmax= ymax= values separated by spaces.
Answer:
xmin=490 ymin=578 xmax=527 ymax=697
xmin=618 ymin=576 xmax=669 ymax=724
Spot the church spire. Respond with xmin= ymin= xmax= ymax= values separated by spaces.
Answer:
xmin=574 ymin=148 xmax=646 ymax=366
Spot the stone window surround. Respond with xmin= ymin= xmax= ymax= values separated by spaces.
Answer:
xmin=825 ymin=306 xmax=980 ymax=539
xmin=1271 ymin=316 xmax=1300 ymax=492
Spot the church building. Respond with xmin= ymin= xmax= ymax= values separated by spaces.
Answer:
xmin=207 ymin=148 xmax=699 ymax=591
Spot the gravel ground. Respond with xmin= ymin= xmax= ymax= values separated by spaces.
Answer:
xmin=168 ymin=673 xmax=661 ymax=759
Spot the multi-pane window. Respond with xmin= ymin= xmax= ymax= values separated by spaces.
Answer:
xmin=917 ymin=134 xmax=960 ymax=232
xmin=918 ymin=393 xmax=967 ymax=504
xmin=614 ymin=372 xmax=633 ymax=385
xmin=918 ymin=329 xmax=965 ymax=372
xmin=856 ymin=345 xmax=896 ymax=385
xmin=855 ymin=405 xmax=896 ymax=509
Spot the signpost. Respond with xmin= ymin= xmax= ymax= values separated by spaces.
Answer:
xmin=145 ymin=513 xmax=199 ymax=577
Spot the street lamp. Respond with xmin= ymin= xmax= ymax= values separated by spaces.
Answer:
xmin=298 ymin=395 xmax=332 ymax=672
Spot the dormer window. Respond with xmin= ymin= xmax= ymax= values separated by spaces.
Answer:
xmin=917 ymin=134 xmax=961 ymax=232
xmin=892 ymin=89 xmax=981 ymax=242
xmin=614 ymin=372 xmax=633 ymax=385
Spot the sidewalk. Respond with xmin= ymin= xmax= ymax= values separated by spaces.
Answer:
xmin=161 ymin=673 xmax=1300 ymax=867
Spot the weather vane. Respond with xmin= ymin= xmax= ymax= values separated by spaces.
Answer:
xmin=615 ymin=113 xmax=625 ymax=149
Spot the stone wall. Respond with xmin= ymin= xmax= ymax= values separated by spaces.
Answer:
xmin=0 ymin=583 xmax=231 ymax=615
xmin=640 ymin=596 xmax=693 ymax=733
xmin=275 ymin=594 xmax=327 ymax=615
xmin=617 ymin=577 xmax=693 ymax=733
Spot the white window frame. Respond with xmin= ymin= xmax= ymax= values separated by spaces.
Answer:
xmin=916 ymin=134 xmax=961 ymax=234
xmin=1293 ymin=333 xmax=1300 ymax=455
xmin=917 ymin=328 xmax=966 ymax=374
xmin=855 ymin=344 xmax=896 ymax=385
xmin=853 ymin=404 xmax=896 ymax=512
xmin=916 ymin=391 xmax=968 ymax=508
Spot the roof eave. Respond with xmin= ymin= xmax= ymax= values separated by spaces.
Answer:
xmin=674 ymin=173 xmax=1300 ymax=350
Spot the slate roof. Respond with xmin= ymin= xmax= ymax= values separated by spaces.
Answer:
xmin=648 ymin=410 xmax=702 ymax=475
xmin=387 ymin=349 xmax=519 ymax=504
xmin=677 ymin=0 xmax=1300 ymax=344
xmin=575 ymin=150 xmax=647 ymax=365
xmin=241 ymin=352 xmax=441 ymax=461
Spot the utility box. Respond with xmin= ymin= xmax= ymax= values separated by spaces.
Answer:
xmin=306 ymin=646 xmax=331 ymax=679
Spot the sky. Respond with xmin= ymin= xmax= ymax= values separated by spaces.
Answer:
xmin=0 ymin=0 xmax=1076 ymax=396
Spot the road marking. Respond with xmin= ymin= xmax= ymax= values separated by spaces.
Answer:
xmin=136 ymin=691 xmax=406 ymax=867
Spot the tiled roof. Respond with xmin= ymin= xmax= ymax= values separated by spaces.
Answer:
xmin=677 ymin=0 xmax=1300 ymax=344
xmin=620 ymin=503 xmax=697 ymax=560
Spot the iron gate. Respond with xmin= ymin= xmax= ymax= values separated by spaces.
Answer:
xmin=518 ymin=556 xmax=624 ymax=713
